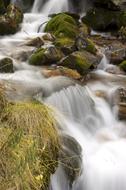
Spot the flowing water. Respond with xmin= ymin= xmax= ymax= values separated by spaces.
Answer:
xmin=1 ymin=0 xmax=126 ymax=190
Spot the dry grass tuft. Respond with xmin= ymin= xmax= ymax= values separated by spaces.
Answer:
xmin=0 ymin=102 xmax=59 ymax=190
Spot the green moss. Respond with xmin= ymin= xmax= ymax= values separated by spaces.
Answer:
xmin=7 ymin=4 xmax=23 ymax=24
xmin=55 ymin=37 xmax=74 ymax=47
xmin=29 ymin=48 xmax=46 ymax=65
xmin=29 ymin=47 xmax=63 ymax=66
xmin=0 ymin=101 xmax=59 ymax=190
xmin=44 ymin=13 xmax=78 ymax=39
xmin=85 ymin=39 xmax=97 ymax=54
xmin=119 ymin=60 xmax=126 ymax=72
xmin=60 ymin=51 xmax=92 ymax=74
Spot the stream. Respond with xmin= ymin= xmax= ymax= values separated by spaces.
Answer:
xmin=0 ymin=0 xmax=126 ymax=189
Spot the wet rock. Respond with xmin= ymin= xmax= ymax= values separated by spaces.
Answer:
xmin=0 ymin=57 xmax=14 ymax=73
xmin=60 ymin=134 xmax=82 ymax=186
xmin=82 ymin=8 xmax=126 ymax=31
xmin=59 ymin=50 xmax=101 ymax=75
xmin=0 ymin=4 xmax=23 ymax=35
xmin=119 ymin=103 xmax=126 ymax=120
xmin=79 ymin=23 xmax=91 ymax=36
xmin=42 ymin=33 xmax=55 ymax=41
xmin=29 ymin=46 xmax=64 ymax=66
xmin=75 ymin=36 xmax=97 ymax=54
xmin=25 ymin=37 xmax=44 ymax=47
xmin=44 ymin=13 xmax=79 ymax=39
xmin=116 ymin=87 xmax=126 ymax=120
xmin=42 ymin=66 xmax=81 ymax=80
xmin=55 ymin=37 xmax=76 ymax=55
xmin=118 ymin=26 xmax=126 ymax=40
xmin=110 ymin=49 xmax=126 ymax=65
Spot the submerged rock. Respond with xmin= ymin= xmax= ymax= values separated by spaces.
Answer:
xmin=0 ymin=57 xmax=14 ymax=73
xmin=59 ymin=50 xmax=101 ymax=75
xmin=29 ymin=46 xmax=64 ymax=66
xmin=0 ymin=4 xmax=23 ymax=35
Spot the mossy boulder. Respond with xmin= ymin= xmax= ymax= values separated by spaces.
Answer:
xmin=0 ymin=101 xmax=59 ymax=190
xmin=59 ymin=51 xmax=99 ymax=75
xmin=119 ymin=60 xmax=126 ymax=71
xmin=6 ymin=3 xmax=23 ymax=24
xmin=29 ymin=46 xmax=64 ymax=66
xmin=0 ymin=4 xmax=23 ymax=35
xmin=75 ymin=36 xmax=97 ymax=54
xmin=82 ymin=8 xmax=126 ymax=31
xmin=0 ymin=57 xmax=14 ymax=73
xmin=55 ymin=37 xmax=76 ymax=55
xmin=44 ymin=13 xmax=79 ymax=39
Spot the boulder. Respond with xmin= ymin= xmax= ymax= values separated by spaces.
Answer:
xmin=82 ymin=8 xmax=126 ymax=31
xmin=0 ymin=57 xmax=14 ymax=73
xmin=93 ymin=0 xmax=126 ymax=10
xmin=0 ymin=4 xmax=23 ymax=35
xmin=29 ymin=46 xmax=64 ymax=66
xmin=75 ymin=36 xmax=97 ymax=54
xmin=60 ymin=134 xmax=82 ymax=186
xmin=55 ymin=37 xmax=76 ymax=55
xmin=59 ymin=50 xmax=101 ymax=74
xmin=44 ymin=13 xmax=79 ymax=39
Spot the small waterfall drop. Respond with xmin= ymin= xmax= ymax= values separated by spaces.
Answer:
xmin=32 ymin=0 xmax=69 ymax=14
xmin=47 ymin=85 xmax=126 ymax=190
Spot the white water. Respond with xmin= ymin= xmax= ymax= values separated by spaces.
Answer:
xmin=1 ymin=1 xmax=126 ymax=190
xmin=32 ymin=0 xmax=69 ymax=14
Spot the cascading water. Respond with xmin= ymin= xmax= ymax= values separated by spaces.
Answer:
xmin=1 ymin=1 xmax=126 ymax=190
xmin=32 ymin=0 xmax=69 ymax=14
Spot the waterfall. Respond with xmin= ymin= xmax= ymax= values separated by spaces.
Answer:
xmin=32 ymin=0 xmax=69 ymax=14
xmin=46 ymin=85 xmax=126 ymax=190
xmin=1 ymin=1 xmax=126 ymax=190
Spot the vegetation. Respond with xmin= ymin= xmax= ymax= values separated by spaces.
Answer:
xmin=119 ymin=60 xmax=126 ymax=72
xmin=0 ymin=88 xmax=60 ymax=190
xmin=44 ymin=13 xmax=79 ymax=39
